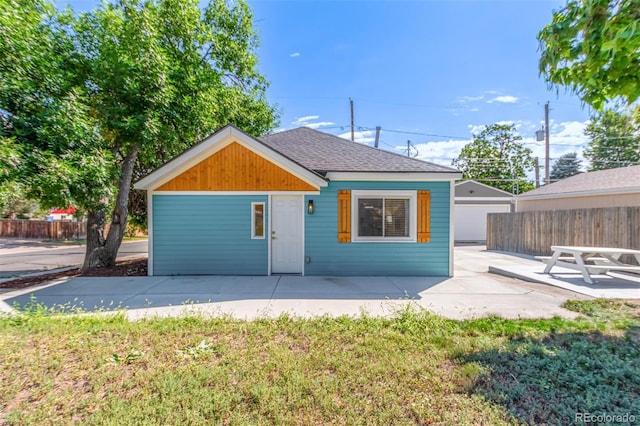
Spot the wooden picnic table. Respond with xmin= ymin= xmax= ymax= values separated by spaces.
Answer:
xmin=541 ymin=245 xmax=640 ymax=284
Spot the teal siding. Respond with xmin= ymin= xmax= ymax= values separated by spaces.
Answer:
xmin=153 ymin=195 xmax=268 ymax=275
xmin=304 ymin=181 xmax=451 ymax=276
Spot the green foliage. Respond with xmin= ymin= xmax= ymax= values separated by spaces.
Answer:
xmin=538 ymin=0 xmax=640 ymax=110
xmin=0 ymin=0 xmax=116 ymax=212
xmin=0 ymin=0 xmax=278 ymax=266
xmin=452 ymin=124 xmax=535 ymax=194
xmin=583 ymin=107 xmax=640 ymax=170
xmin=549 ymin=151 xmax=582 ymax=182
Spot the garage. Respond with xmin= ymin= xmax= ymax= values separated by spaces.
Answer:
xmin=454 ymin=203 xmax=511 ymax=241
xmin=454 ymin=180 xmax=514 ymax=242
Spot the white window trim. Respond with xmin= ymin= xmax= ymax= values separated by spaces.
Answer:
xmin=251 ymin=202 xmax=266 ymax=239
xmin=351 ymin=190 xmax=417 ymax=242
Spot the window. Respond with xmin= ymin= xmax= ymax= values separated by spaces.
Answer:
xmin=251 ymin=202 xmax=265 ymax=239
xmin=352 ymin=191 xmax=416 ymax=242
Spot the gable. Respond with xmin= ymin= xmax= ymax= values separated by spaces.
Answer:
xmin=156 ymin=142 xmax=318 ymax=191
xmin=455 ymin=180 xmax=512 ymax=198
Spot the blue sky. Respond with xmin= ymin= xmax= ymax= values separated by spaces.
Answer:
xmin=55 ymin=0 xmax=595 ymax=171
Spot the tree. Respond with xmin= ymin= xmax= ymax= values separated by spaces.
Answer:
xmin=583 ymin=108 xmax=640 ymax=170
xmin=537 ymin=0 xmax=640 ymax=110
xmin=550 ymin=152 xmax=582 ymax=182
xmin=452 ymin=124 xmax=535 ymax=194
xmin=0 ymin=0 xmax=112 ymax=222
xmin=0 ymin=0 xmax=278 ymax=269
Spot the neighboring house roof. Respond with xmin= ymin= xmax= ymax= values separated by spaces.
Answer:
xmin=135 ymin=125 xmax=461 ymax=190
xmin=49 ymin=207 xmax=76 ymax=214
xmin=259 ymin=127 xmax=458 ymax=175
xmin=517 ymin=165 xmax=640 ymax=200
xmin=455 ymin=180 xmax=513 ymax=198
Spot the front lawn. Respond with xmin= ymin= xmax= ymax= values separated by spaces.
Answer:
xmin=1 ymin=300 xmax=638 ymax=425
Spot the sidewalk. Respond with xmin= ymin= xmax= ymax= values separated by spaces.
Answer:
xmin=0 ymin=246 xmax=601 ymax=321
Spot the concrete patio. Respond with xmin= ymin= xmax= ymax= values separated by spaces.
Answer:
xmin=490 ymin=260 xmax=640 ymax=299
xmin=3 ymin=245 xmax=623 ymax=321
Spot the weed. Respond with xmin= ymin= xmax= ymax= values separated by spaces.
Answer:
xmin=175 ymin=340 xmax=218 ymax=360
xmin=109 ymin=350 xmax=144 ymax=365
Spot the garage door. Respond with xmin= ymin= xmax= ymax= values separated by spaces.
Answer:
xmin=454 ymin=204 xmax=511 ymax=241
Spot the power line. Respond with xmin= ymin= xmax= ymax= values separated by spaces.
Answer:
xmin=375 ymin=127 xmax=470 ymax=140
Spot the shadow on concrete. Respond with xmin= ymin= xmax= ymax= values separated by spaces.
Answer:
xmin=4 ymin=275 xmax=447 ymax=313
xmin=490 ymin=263 xmax=640 ymax=299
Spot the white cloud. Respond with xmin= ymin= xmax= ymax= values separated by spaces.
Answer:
xmin=467 ymin=124 xmax=485 ymax=135
xmin=304 ymin=121 xmax=335 ymax=129
xmin=413 ymin=139 xmax=472 ymax=167
xmin=468 ymin=120 xmax=533 ymax=135
xmin=338 ymin=130 xmax=376 ymax=145
xmin=458 ymin=95 xmax=484 ymax=104
xmin=410 ymin=120 xmax=590 ymax=176
xmin=290 ymin=115 xmax=334 ymax=130
xmin=552 ymin=120 xmax=589 ymax=139
xmin=291 ymin=115 xmax=320 ymax=126
xmin=487 ymin=95 xmax=519 ymax=104
xmin=290 ymin=52 xmax=300 ymax=57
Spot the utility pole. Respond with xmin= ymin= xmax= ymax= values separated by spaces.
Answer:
xmin=545 ymin=101 xmax=550 ymax=185
xmin=534 ymin=157 xmax=540 ymax=188
xmin=349 ymin=98 xmax=355 ymax=142
xmin=374 ymin=126 xmax=381 ymax=148
xmin=406 ymin=140 xmax=411 ymax=157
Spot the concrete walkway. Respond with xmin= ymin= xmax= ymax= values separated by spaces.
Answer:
xmin=0 ymin=245 xmax=603 ymax=321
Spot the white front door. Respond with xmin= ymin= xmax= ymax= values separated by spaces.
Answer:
xmin=271 ymin=195 xmax=303 ymax=274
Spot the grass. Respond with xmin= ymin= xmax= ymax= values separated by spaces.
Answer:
xmin=0 ymin=300 xmax=638 ymax=425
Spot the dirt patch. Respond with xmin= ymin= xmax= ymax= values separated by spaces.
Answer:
xmin=0 ymin=257 xmax=147 ymax=290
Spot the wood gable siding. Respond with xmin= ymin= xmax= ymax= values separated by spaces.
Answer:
xmin=157 ymin=142 xmax=317 ymax=191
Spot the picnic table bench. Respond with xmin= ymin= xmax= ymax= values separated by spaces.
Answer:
xmin=539 ymin=245 xmax=640 ymax=284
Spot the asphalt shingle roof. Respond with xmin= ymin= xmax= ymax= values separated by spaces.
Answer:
xmin=518 ymin=165 xmax=640 ymax=198
xmin=259 ymin=127 xmax=458 ymax=174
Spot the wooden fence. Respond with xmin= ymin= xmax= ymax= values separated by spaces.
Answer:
xmin=487 ymin=207 xmax=640 ymax=263
xmin=0 ymin=219 xmax=86 ymax=240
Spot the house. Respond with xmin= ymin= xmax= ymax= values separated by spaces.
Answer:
xmin=454 ymin=180 xmax=514 ymax=242
xmin=516 ymin=165 xmax=640 ymax=212
xmin=134 ymin=125 xmax=462 ymax=276
xmin=46 ymin=206 xmax=76 ymax=221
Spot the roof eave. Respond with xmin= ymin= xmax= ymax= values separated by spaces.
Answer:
xmin=455 ymin=179 xmax=514 ymax=196
xmin=517 ymin=186 xmax=640 ymax=200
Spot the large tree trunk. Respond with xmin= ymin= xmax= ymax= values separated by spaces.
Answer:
xmin=82 ymin=146 xmax=140 ymax=271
